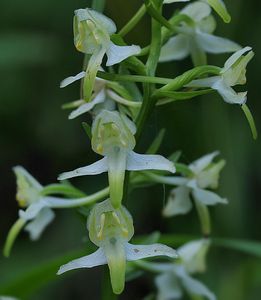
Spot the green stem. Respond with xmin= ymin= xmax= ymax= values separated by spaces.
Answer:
xmin=48 ymin=187 xmax=110 ymax=209
xmin=194 ymin=200 xmax=211 ymax=237
xmin=3 ymin=218 xmax=26 ymax=257
xmin=92 ymin=0 xmax=106 ymax=12
xmin=97 ymin=70 xmax=173 ymax=85
xmin=118 ymin=5 xmax=147 ymax=37
xmin=135 ymin=0 xmax=163 ymax=141
xmin=241 ymin=104 xmax=258 ymax=140
xmin=152 ymin=66 xmax=221 ymax=97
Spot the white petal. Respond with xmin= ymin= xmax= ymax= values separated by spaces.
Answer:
xmin=185 ymin=76 xmax=220 ymax=88
xmin=155 ymin=273 xmax=182 ymax=299
xmin=58 ymin=157 xmax=108 ymax=181
xmin=125 ymin=242 xmax=178 ymax=261
xmin=24 ymin=207 xmax=55 ymax=240
xmin=18 ymin=200 xmax=47 ymax=220
xmin=74 ymin=9 xmax=116 ymax=35
xmin=181 ymin=1 xmax=211 ymax=21
xmin=106 ymin=42 xmax=141 ymax=66
xmin=159 ymin=35 xmax=190 ymax=62
xmin=189 ymin=151 xmax=219 ymax=174
xmin=69 ymin=89 xmax=106 ymax=119
xmin=60 ymin=71 xmax=86 ymax=88
xmin=222 ymin=46 xmax=252 ymax=73
xmin=127 ymin=151 xmax=176 ymax=173
xmin=196 ymin=31 xmax=241 ymax=54
xmin=163 ymin=186 xmax=192 ymax=217
xmin=192 ymin=188 xmax=228 ymax=205
xmin=212 ymin=79 xmax=247 ymax=104
xmin=174 ymin=265 xmax=216 ymax=300
xmin=57 ymin=248 xmax=107 ymax=275
xmin=13 ymin=166 xmax=43 ymax=190
xmin=164 ymin=0 xmax=189 ymax=3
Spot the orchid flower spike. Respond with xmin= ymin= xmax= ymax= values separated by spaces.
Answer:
xmin=160 ymin=1 xmax=240 ymax=66
xmin=148 ymin=151 xmax=227 ymax=217
xmin=60 ymin=74 xmax=141 ymax=120
xmin=153 ymin=239 xmax=215 ymax=300
xmin=73 ymin=8 xmax=140 ymax=101
xmin=58 ymin=110 xmax=176 ymax=208
xmin=57 ymin=199 xmax=177 ymax=295
xmin=187 ymin=47 xmax=254 ymax=104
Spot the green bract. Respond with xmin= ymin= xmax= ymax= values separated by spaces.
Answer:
xmin=186 ymin=47 xmax=254 ymax=104
xmin=58 ymin=110 xmax=176 ymax=208
xmin=57 ymin=199 xmax=178 ymax=294
xmin=160 ymin=1 xmax=240 ymax=66
xmin=73 ymin=8 xmax=141 ymax=101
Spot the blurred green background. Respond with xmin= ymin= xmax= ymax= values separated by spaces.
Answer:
xmin=0 ymin=0 xmax=260 ymax=299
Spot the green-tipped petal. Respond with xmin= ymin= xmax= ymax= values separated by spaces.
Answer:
xmin=205 ymin=0 xmax=231 ymax=23
xmin=189 ymin=151 xmax=219 ymax=174
xmin=107 ymin=147 xmax=128 ymax=208
xmin=83 ymin=48 xmax=107 ymax=101
xmin=222 ymin=46 xmax=252 ymax=73
xmin=104 ymin=239 xmax=126 ymax=294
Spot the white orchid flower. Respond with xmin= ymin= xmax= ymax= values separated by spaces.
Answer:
xmin=186 ymin=46 xmax=254 ymax=104
xmin=57 ymin=200 xmax=177 ymax=295
xmin=60 ymin=74 xmax=141 ymax=119
xmin=160 ymin=1 xmax=240 ymax=66
xmin=73 ymin=8 xmax=140 ymax=101
xmin=147 ymin=151 xmax=227 ymax=217
xmin=3 ymin=166 xmax=108 ymax=257
xmin=58 ymin=110 xmax=176 ymax=208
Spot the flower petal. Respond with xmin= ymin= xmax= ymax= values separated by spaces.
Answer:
xmin=60 ymin=71 xmax=86 ymax=88
xmin=83 ymin=48 xmax=107 ymax=101
xmin=69 ymin=88 xmax=106 ymax=119
xmin=212 ymin=79 xmax=247 ymax=104
xmin=205 ymin=0 xmax=231 ymax=23
xmin=106 ymin=42 xmax=141 ymax=66
xmin=106 ymin=147 xmax=128 ymax=208
xmin=174 ymin=265 xmax=216 ymax=300
xmin=13 ymin=166 xmax=42 ymax=190
xmin=126 ymin=151 xmax=176 ymax=173
xmin=18 ymin=200 xmax=47 ymax=220
xmin=164 ymin=0 xmax=189 ymax=3
xmin=222 ymin=46 xmax=252 ymax=73
xmin=163 ymin=186 xmax=192 ymax=217
xmin=125 ymin=242 xmax=178 ymax=261
xmin=155 ymin=273 xmax=183 ymax=299
xmin=58 ymin=157 xmax=108 ymax=181
xmin=192 ymin=187 xmax=228 ymax=205
xmin=24 ymin=207 xmax=55 ymax=240
xmin=181 ymin=1 xmax=211 ymax=21
xmin=196 ymin=31 xmax=241 ymax=54
xmin=159 ymin=35 xmax=190 ymax=62
xmin=189 ymin=151 xmax=219 ymax=174
xmin=57 ymin=247 xmax=107 ymax=275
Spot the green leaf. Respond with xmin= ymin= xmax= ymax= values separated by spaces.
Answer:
xmin=146 ymin=129 xmax=166 ymax=154
xmin=213 ymin=238 xmax=261 ymax=257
